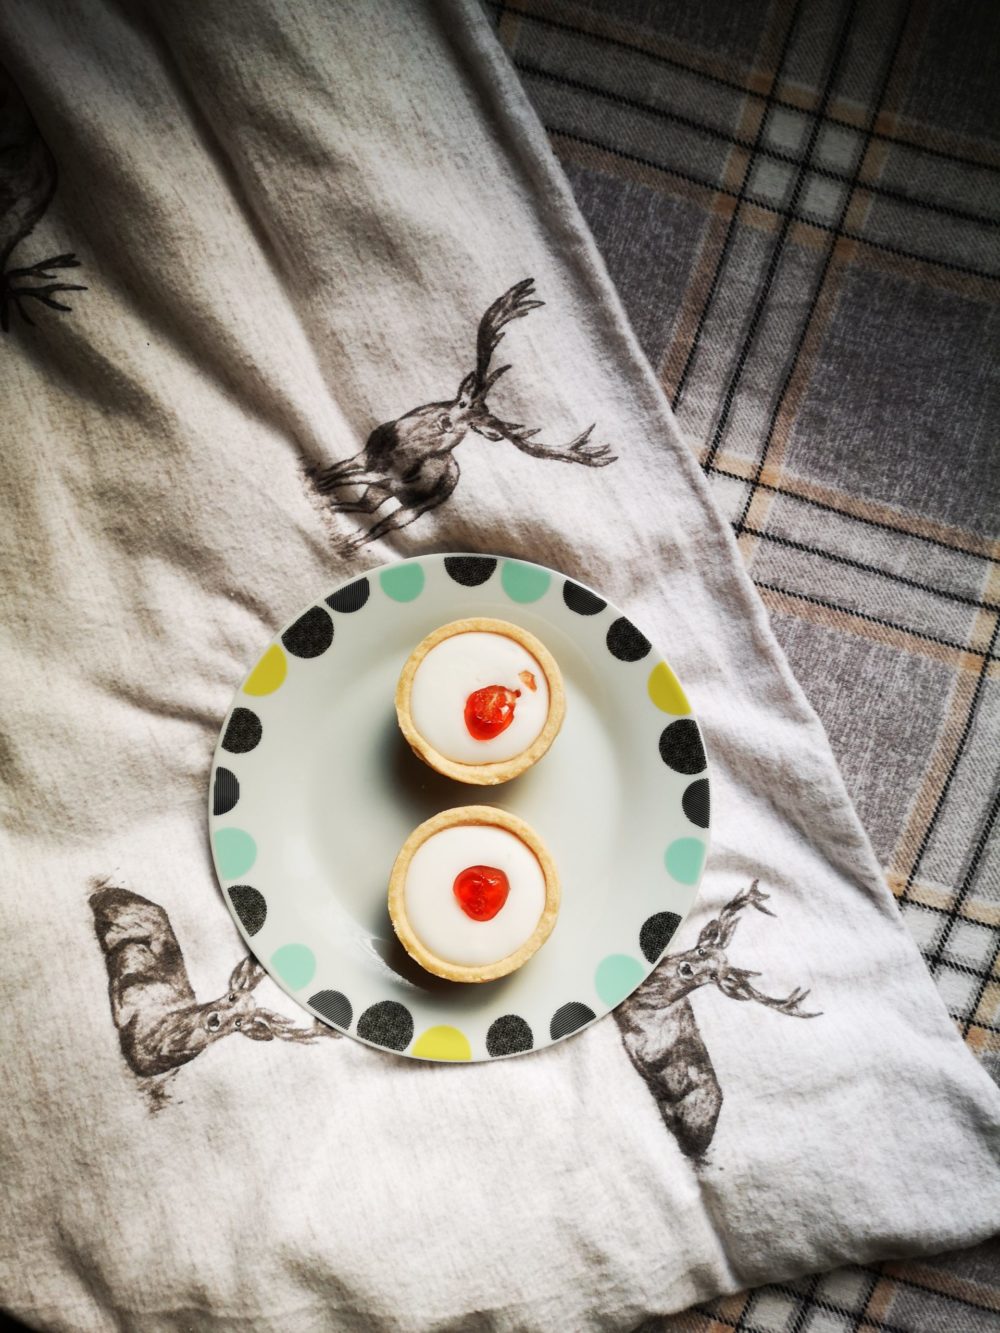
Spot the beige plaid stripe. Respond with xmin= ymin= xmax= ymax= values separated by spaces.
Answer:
xmin=496 ymin=0 xmax=1000 ymax=1326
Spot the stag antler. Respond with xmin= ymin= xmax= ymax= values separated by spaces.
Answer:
xmin=480 ymin=418 xmax=616 ymax=466
xmin=466 ymin=277 xmax=544 ymax=401
xmin=716 ymin=968 xmax=820 ymax=1017
xmin=461 ymin=279 xmax=616 ymax=466
xmin=699 ymin=879 xmax=774 ymax=947
xmin=705 ymin=881 xmax=821 ymax=1017
xmin=684 ymin=880 xmax=822 ymax=1017
xmin=242 ymin=1009 xmax=326 ymax=1042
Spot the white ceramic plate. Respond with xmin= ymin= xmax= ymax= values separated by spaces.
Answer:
xmin=208 ymin=554 xmax=710 ymax=1062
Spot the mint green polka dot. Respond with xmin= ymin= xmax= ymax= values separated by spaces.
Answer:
xmin=271 ymin=943 xmax=316 ymax=990
xmin=501 ymin=560 xmax=551 ymax=603
xmin=214 ymin=828 xmax=257 ymax=879
xmin=379 ymin=563 xmax=425 ymax=602
xmin=595 ymin=954 xmax=645 ymax=1007
xmin=665 ymin=837 xmax=705 ymax=886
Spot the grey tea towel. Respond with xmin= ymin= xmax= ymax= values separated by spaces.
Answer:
xmin=1 ymin=1 xmax=998 ymax=1329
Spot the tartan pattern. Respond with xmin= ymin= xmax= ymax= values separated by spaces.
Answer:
xmin=494 ymin=0 xmax=1000 ymax=1327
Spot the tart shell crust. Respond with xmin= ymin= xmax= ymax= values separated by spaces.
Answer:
xmin=388 ymin=805 xmax=561 ymax=983
xmin=395 ymin=617 xmax=566 ymax=785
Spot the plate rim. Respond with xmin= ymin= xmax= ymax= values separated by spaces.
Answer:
xmin=208 ymin=551 xmax=712 ymax=1063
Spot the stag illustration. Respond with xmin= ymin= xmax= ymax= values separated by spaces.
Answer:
xmin=90 ymin=882 xmax=333 ymax=1099
xmin=616 ymin=883 xmax=820 ymax=1159
xmin=310 ymin=278 xmax=616 ymax=550
xmin=0 ymin=62 xmax=85 ymax=331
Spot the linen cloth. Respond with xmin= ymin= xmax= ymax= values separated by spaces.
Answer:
xmin=493 ymin=0 xmax=1000 ymax=1325
xmin=0 ymin=4 xmax=998 ymax=1332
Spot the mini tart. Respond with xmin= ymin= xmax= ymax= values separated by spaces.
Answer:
xmin=395 ymin=617 xmax=565 ymax=785
xmin=388 ymin=806 xmax=560 ymax=983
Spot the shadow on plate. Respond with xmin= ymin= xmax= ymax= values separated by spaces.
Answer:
xmin=369 ymin=929 xmax=521 ymax=1002
xmin=380 ymin=691 xmax=569 ymax=825
xmin=383 ymin=715 xmax=510 ymax=818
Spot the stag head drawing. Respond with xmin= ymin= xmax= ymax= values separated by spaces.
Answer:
xmin=310 ymin=278 xmax=616 ymax=551
xmin=616 ymin=883 xmax=820 ymax=1159
xmin=90 ymin=875 xmax=816 ymax=1146
xmin=0 ymin=62 xmax=85 ymax=331
xmin=90 ymin=882 xmax=334 ymax=1103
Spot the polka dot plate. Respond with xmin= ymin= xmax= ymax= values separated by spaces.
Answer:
xmin=208 ymin=554 xmax=710 ymax=1062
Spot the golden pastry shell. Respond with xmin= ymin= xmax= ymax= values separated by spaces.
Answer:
xmin=388 ymin=805 xmax=561 ymax=983
xmin=395 ymin=617 xmax=565 ymax=785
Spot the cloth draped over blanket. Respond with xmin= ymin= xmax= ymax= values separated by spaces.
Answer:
xmin=0 ymin=2 xmax=998 ymax=1330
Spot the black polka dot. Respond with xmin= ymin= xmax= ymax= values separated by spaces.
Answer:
xmin=486 ymin=1015 xmax=534 ymax=1056
xmin=606 ymin=617 xmax=651 ymax=662
xmin=282 ymin=606 xmax=334 ymax=658
xmin=682 ymin=778 xmax=710 ymax=829
xmin=356 ymin=1000 xmax=413 ymax=1051
xmin=549 ymin=1001 xmax=596 ymax=1041
xmin=444 ymin=556 xmax=497 ymax=587
xmin=227 ymin=885 xmax=267 ymax=936
xmin=309 ymin=989 xmax=353 ymax=1030
xmin=212 ymin=766 xmax=239 ymax=816
xmin=640 ymin=911 xmax=682 ymax=964
xmin=658 ymin=719 xmax=706 ymax=774
xmin=563 ymin=580 xmax=606 ymax=615
xmin=326 ymin=578 xmax=370 ymax=613
xmin=221 ymin=707 xmax=262 ymax=754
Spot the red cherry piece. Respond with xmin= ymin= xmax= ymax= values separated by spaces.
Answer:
xmin=453 ymin=864 xmax=511 ymax=921
xmin=464 ymin=684 xmax=520 ymax=740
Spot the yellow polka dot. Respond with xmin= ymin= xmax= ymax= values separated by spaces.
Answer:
xmin=648 ymin=661 xmax=689 ymax=715
xmin=412 ymin=1025 xmax=472 ymax=1061
xmin=243 ymin=644 xmax=287 ymax=696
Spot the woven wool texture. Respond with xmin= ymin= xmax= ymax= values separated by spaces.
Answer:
xmin=492 ymin=0 xmax=1000 ymax=1327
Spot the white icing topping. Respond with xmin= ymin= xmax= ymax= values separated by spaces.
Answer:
xmin=410 ymin=631 xmax=550 ymax=764
xmin=403 ymin=824 xmax=546 ymax=966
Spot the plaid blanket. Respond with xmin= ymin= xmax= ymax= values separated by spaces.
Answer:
xmin=495 ymin=0 xmax=1000 ymax=1328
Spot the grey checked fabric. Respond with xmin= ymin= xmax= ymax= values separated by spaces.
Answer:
xmin=494 ymin=0 xmax=1000 ymax=1327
